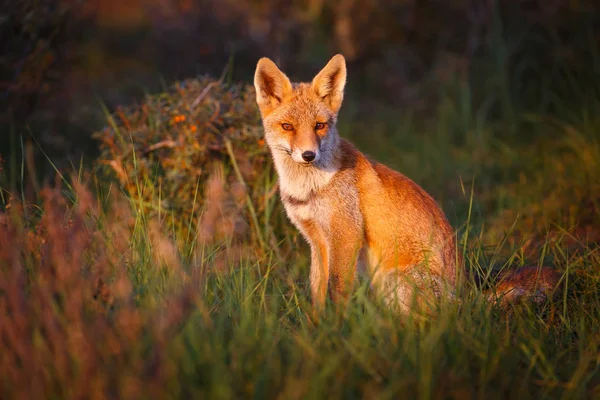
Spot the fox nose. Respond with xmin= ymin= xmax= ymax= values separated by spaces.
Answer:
xmin=301 ymin=151 xmax=316 ymax=162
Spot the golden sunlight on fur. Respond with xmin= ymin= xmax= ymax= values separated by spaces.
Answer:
xmin=254 ymin=54 xmax=560 ymax=313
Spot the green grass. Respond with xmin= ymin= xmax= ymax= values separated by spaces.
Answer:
xmin=2 ymin=99 xmax=599 ymax=399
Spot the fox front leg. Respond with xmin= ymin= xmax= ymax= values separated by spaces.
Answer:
xmin=296 ymin=219 xmax=330 ymax=312
xmin=309 ymin=243 xmax=329 ymax=311
xmin=327 ymin=230 xmax=363 ymax=307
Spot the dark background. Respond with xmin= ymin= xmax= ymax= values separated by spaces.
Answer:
xmin=1 ymin=0 xmax=599 ymax=179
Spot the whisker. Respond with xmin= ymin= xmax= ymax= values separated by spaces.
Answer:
xmin=272 ymin=145 xmax=292 ymax=155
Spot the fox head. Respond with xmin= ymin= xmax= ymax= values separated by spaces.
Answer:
xmin=253 ymin=54 xmax=346 ymax=167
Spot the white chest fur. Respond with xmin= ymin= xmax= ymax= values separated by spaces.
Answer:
xmin=282 ymin=197 xmax=330 ymax=225
xmin=277 ymin=164 xmax=337 ymax=201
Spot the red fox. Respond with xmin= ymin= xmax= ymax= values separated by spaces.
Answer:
xmin=253 ymin=54 xmax=560 ymax=313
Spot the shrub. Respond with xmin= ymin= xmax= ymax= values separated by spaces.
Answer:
xmin=94 ymin=77 xmax=291 ymax=259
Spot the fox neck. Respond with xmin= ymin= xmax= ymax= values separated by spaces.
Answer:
xmin=271 ymin=133 xmax=341 ymax=202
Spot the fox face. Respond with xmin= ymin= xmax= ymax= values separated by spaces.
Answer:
xmin=254 ymin=55 xmax=347 ymax=168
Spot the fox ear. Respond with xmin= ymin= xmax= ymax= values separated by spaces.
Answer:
xmin=254 ymin=57 xmax=293 ymax=116
xmin=311 ymin=54 xmax=347 ymax=113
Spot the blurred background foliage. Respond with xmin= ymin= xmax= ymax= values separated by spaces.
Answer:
xmin=1 ymin=0 xmax=598 ymax=172
xmin=1 ymin=0 xmax=599 ymax=251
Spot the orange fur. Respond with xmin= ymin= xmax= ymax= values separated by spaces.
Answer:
xmin=254 ymin=54 xmax=560 ymax=313
xmin=490 ymin=266 xmax=562 ymax=306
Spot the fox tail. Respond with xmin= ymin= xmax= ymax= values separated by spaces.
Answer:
xmin=483 ymin=266 xmax=562 ymax=306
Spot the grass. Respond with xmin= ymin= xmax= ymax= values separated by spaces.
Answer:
xmin=2 ymin=54 xmax=600 ymax=400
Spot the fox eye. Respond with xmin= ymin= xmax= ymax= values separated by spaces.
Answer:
xmin=315 ymin=122 xmax=326 ymax=130
xmin=281 ymin=123 xmax=294 ymax=131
